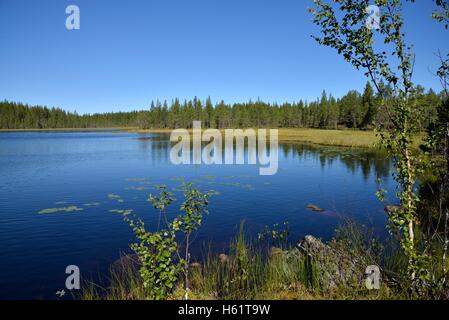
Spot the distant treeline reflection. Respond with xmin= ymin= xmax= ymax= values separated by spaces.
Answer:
xmin=137 ymin=134 xmax=391 ymax=181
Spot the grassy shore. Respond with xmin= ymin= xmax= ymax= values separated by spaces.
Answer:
xmin=124 ymin=128 xmax=380 ymax=148
xmin=276 ymin=128 xmax=380 ymax=147
xmin=81 ymin=223 xmax=410 ymax=300
xmin=1 ymin=127 xmax=424 ymax=149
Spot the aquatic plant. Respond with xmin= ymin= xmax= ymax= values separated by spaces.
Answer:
xmin=38 ymin=206 xmax=83 ymax=214
xmin=108 ymin=194 xmax=124 ymax=203
xmin=83 ymin=202 xmax=101 ymax=207
xmin=109 ymin=209 xmax=133 ymax=216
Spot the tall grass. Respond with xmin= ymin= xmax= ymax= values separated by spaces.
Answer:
xmin=81 ymin=254 xmax=146 ymax=300
xmin=81 ymin=221 xmax=436 ymax=300
xmin=186 ymin=222 xmax=398 ymax=300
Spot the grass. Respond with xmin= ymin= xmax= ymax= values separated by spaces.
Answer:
xmin=81 ymin=254 xmax=147 ymax=300
xmin=81 ymin=222 xmax=408 ymax=300
xmin=125 ymin=127 xmax=425 ymax=149
xmin=277 ymin=128 xmax=379 ymax=148
xmin=124 ymin=127 xmax=379 ymax=147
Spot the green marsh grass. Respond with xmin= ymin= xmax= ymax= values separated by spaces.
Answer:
xmin=81 ymin=222 xmax=416 ymax=300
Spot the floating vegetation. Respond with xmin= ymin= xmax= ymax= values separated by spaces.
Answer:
xmin=217 ymin=181 xmax=254 ymax=190
xmin=200 ymin=175 xmax=216 ymax=180
xmin=38 ymin=206 xmax=83 ymax=214
xmin=109 ymin=209 xmax=133 ymax=216
xmin=108 ymin=194 xmax=124 ymax=203
xmin=222 ymin=175 xmax=254 ymax=180
xmin=219 ymin=182 xmax=240 ymax=187
xmin=209 ymin=190 xmax=221 ymax=196
xmin=54 ymin=201 xmax=68 ymax=205
xmin=222 ymin=175 xmax=237 ymax=179
xmin=125 ymin=186 xmax=147 ymax=191
xmin=168 ymin=176 xmax=185 ymax=182
xmin=83 ymin=202 xmax=101 ymax=207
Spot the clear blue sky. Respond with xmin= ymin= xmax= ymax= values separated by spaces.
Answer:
xmin=0 ymin=0 xmax=448 ymax=114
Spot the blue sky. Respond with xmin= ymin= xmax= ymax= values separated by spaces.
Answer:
xmin=0 ymin=0 xmax=448 ymax=114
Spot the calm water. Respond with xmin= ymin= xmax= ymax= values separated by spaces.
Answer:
xmin=0 ymin=131 xmax=395 ymax=299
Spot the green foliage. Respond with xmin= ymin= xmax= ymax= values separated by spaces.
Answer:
xmin=124 ymin=215 xmax=180 ymax=300
xmin=175 ymin=182 xmax=212 ymax=234
xmin=257 ymin=222 xmax=290 ymax=249
xmin=309 ymin=0 xmax=434 ymax=290
xmin=187 ymin=222 xmax=398 ymax=300
xmin=174 ymin=183 xmax=213 ymax=299
xmin=124 ymin=183 xmax=213 ymax=300
xmin=431 ymin=0 xmax=449 ymax=29
xmin=149 ymin=185 xmax=174 ymax=230
xmin=0 ymin=88 xmax=443 ymax=131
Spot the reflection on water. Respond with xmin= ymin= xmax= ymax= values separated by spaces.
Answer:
xmin=0 ymin=131 xmax=395 ymax=299
xmin=135 ymin=133 xmax=391 ymax=182
xmin=279 ymin=143 xmax=391 ymax=182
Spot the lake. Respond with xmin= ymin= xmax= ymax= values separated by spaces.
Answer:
xmin=0 ymin=131 xmax=395 ymax=299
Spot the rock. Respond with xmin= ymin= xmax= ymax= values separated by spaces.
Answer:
xmin=296 ymin=235 xmax=328 ymax=254
xmin=306 ymin=203 xmax=325 ymax=212
xmin=295 ymin=235 xmax=364 ymax=290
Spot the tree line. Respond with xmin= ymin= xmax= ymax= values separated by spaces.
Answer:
xmin=0 ymin=82 xmax=444 ymax=130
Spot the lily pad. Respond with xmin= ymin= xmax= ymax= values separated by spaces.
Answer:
xmin=108 ymin=194 xmax=124 ymax=202
xmin=83 ymin=202 xmax=101 ymax=207
xmin=125 ymin=186 xmax=147 ymax=191
xmin=109 ymin=209 xmax=133 ymax=216
xmin=38 ymin=206 xmax=83 ymax=214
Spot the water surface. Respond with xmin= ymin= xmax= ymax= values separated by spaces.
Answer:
xmin=0 ymin=131 xmax=395 ymax=299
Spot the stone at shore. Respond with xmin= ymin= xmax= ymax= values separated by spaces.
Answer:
xmin=295 ymin=235 xmax=365 ymax=290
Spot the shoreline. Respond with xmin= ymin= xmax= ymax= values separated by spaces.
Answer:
xmin=121 ymin=127 xmax=381 ymax=148
xmin=0 ymin=127 xmax=380 ymax=148
xmin=0 ymin=127 xmax=136 ymax=132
